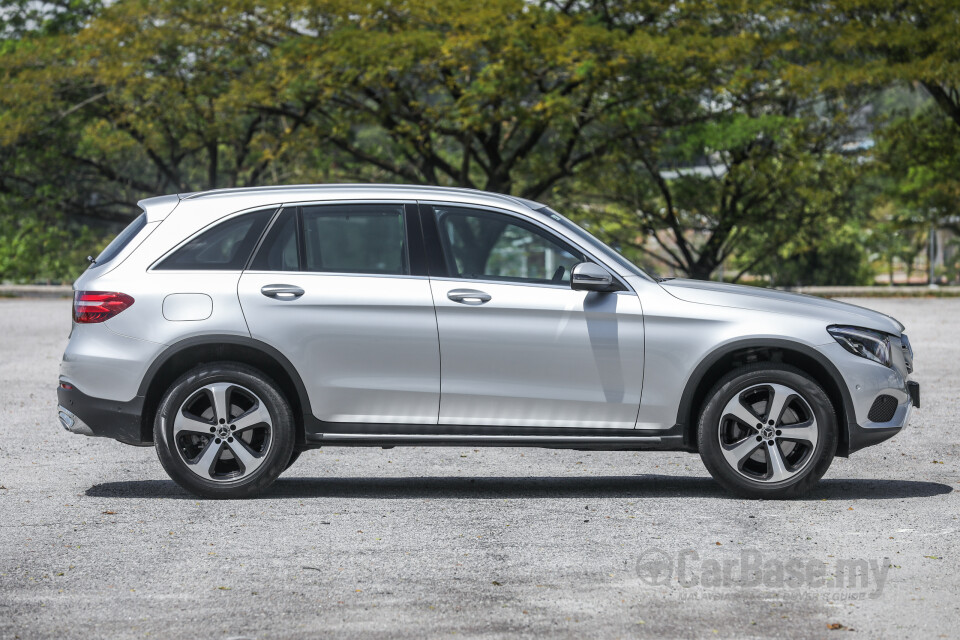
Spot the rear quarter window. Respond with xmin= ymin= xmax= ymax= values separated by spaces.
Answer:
xmin=92 ymin=212 xmax=147 ymax=268
xmin=154 ymin=209 xmax=274 ymax=271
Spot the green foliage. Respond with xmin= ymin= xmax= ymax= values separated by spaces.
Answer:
xmin=785 ymin=0 xmax=960 ymax=128
xmin=0 ymin=0 xmax=959 ymax=283
xmin=562 ymin=101 xmax=866 ymax=281
xmin=0 ymin=214 xmax=106 ymax=283
xmin=874 ymin=105 xmax=960 ymax=228
xmin=744 ymin=224 xmax=874 ymax=287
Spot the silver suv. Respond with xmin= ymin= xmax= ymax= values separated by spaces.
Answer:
xmin=57 ymin=185 xmax=919 ymax=499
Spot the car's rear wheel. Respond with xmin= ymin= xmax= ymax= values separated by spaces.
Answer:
xmin=154 ymin=362 xmax=294 ymax=498
xmin=697 ymin=363 xmax=837 ymax=499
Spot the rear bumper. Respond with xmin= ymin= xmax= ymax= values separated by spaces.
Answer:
xmin=56 ymin=383 xmax=150 ymax=446
xmin=57 ymin=406 xmax=94 ymax=436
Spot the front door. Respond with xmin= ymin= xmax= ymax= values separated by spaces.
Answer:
xmin=423 ymin=203 xmax=644 ymax=429
xmin=237 ymin=203 xmax=440 ymax=424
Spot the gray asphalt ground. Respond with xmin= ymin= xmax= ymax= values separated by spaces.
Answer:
xmin=0 ymin=298 xmax=957 ymax=639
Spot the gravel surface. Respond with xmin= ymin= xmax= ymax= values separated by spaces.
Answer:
xmin=0 ymin=298 xmax=957 ymax=639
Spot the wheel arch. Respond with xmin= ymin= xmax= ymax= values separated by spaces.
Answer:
xmin=137 ymin=335 xmax=312 ymax=445
xmin=675 ymin=338 xmax=856 ymax=457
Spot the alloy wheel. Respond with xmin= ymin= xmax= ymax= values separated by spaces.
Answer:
xmin=172 ymin=382 xmax=273 ymax=482
xmin=717 ymin=383 xmax=819 ymax=483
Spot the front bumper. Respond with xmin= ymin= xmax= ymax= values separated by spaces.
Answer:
xmin=846 ymin=381 xmax=919 ymax=455
xmin=908 ymin=380 xmax=920 ymax=408
xmin=817 ymin=341 xmax=918 ymax=456
xmin=56 ymin=383 xmax=150 ymax=446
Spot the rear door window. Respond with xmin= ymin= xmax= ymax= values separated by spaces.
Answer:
xmin=302 ymin=204 xmax=407 ymax=275
xmin=249 ymin=204 xmax=409 ymax=275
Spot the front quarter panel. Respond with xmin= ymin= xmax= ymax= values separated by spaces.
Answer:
xmin=628 ymin=277 xmax=836 ymax=431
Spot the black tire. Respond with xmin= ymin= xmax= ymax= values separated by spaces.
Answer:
xmin=154 ymin=362 xmax=295 ymax=499
xmin=284 ymin=450 xmax=302 ymax=472
xmin=697 ymin=363 xmax=837 ymax=499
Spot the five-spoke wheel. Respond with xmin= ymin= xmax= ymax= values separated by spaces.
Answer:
xmin=173 ymin=382 xmax=273 ymax=482
xmin=718 ymin=383 xmax=819 ymax=483
xmin=698 ymin=364 xmax=837 ymax=498
xmin=154 ymin=363 xmax=294 ymax=498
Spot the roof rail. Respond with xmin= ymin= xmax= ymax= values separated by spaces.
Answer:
xmin=176 ymin=183 xmax=543 ymax=209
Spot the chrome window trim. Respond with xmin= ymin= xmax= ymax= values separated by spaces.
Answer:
xmin=149 ymin=199 xmax=418 ymax=274
xmin=426 ymin=275 xmax=634 ymax=294
xmin=241 ymin=270 xmax=430 ymax=282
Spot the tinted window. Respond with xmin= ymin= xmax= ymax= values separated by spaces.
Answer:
xmin=93 ymin=212 xmax=147 ymax=267
xmin=301 ymin=204 xmax=407 ymax=274
xmin=432 ymin=205 xmax=582 ymax=284
xmin=155 ymin=209 xmax=273 ymax=270
xmin=250 ymin=209 xmax=299 ymax=271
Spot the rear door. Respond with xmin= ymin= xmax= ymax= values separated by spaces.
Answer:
xmin=422 ymin=202 xmax=644 ymax=429
xmin=237 ymin=202 xmax=440 ymax=424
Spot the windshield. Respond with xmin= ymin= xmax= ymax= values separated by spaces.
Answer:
xmin=535 ymin=206 xmax=658 ymax=282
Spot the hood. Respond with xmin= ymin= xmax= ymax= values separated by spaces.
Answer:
xmin=659 ymin=279 xmax=904 ymax=335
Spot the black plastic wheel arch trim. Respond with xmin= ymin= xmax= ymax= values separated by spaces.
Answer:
xmin=135 ymin=335 xmax=311 ymax=406
xmin=673 ymin=338 xmax=864 ymax=457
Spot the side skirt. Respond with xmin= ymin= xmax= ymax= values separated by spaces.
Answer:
xmin=303 ymin=421 xmax=688 ymax=451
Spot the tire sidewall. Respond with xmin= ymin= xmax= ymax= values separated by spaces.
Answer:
xmin=154 ymin=362 xmax=295 ymax=499
xmin=697 ymin=364 xmax=837 ymax=499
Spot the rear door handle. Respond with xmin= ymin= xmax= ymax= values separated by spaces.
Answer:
xmin=447 ymin=288 xmax=491 ymax=305
xmin=261 ymin=284 xmax=305 ymax=300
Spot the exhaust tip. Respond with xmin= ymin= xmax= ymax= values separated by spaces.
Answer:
xmin=57 ymin=406 xmax=94 ymax=436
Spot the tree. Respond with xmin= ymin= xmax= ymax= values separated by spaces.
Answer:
xmin=0 ymin=0 xmax=319 ymax=225
xmin=215 ymin=0 xmax=641 ymax=199
xmin=2 ymin=0 xmax=944 ymax=284
xmin=564 ymin=115 xmax=866 ymax=281
xmin=546 ymin=0 xmax=870 ymax=282
xmin=869 ymin=105 xmax=960 ymax=283
xmin=787 ymin=1 xmax=960 ymax=129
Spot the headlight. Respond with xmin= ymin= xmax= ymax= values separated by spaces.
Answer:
xmin=828 ymin=325 xmax=893 ymax=368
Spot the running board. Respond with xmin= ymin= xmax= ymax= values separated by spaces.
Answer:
xmin=307 ymin=432 xmax=678 ymax=450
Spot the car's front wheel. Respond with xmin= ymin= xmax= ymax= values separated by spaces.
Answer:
xmin=697 ymin=363 xmax=837 ymax=499
xmin=154 ymin=362 xmax=295 ymax=498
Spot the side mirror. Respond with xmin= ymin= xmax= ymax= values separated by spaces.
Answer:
xmin=570 ymin=262 xmax=617 ymax=292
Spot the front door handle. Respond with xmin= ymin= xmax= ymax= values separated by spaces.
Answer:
xmin=261 ymin=284 xmax=305 ymax=300
xmin=447 ymin=288 xmax=491 ymax=305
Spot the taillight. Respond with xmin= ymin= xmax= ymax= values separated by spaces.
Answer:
xmin=73 ymin=291 xmax=135 ymax=323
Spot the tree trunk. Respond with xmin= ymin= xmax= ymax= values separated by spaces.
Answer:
xmin=687 ymin=261 xmax=717 ymax=281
